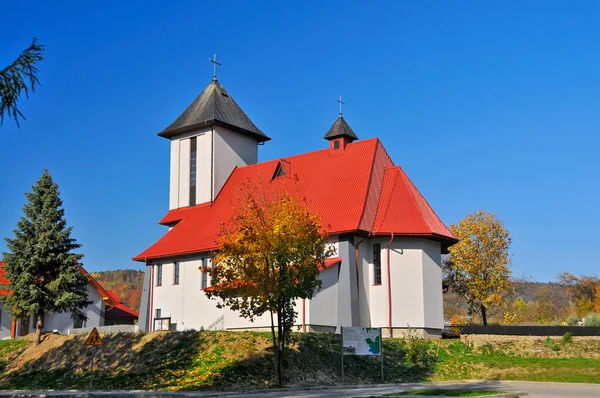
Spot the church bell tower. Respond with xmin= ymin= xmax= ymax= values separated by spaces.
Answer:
xmin=158 ymin=56 xmax=270 ymax=209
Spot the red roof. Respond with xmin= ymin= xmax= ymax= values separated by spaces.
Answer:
xmin=105 ymin=290 xmax=139 ymax=319
xmin=372 ymin=166 xmax=456 ymax=246
xmin=134 ymin=138 xmax=457 ymax=261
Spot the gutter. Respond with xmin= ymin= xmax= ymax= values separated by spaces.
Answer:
xmin=386 ymin=233 xmax=394 ymax=337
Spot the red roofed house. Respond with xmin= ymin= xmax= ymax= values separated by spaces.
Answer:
xmin=134 ymin=78 xmax=457 ymax=338
xmin=0 ymin=262 xmax=138 ymax=338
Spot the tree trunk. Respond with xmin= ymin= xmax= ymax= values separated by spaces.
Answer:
xmin=277 ymin=309 xmax=283 ymax=387
xmin=34 ymin=312 xmax=43 ymax=345
xmin=269 ymin=309 xmax=277 ymax=385
xmin=481 ymin=304 xmax=488 ymax=326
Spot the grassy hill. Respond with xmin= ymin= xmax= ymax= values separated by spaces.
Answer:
xmin=0 ymin=331 xmax=599 ymax=391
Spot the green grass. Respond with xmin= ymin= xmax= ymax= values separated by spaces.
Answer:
xmin=435 ymin=340 xmax=600 ymax=384
xmin=387 ymin=390 xmax=509 ymax=396
xmin=0 ymin=332 xmax=599 ymax=390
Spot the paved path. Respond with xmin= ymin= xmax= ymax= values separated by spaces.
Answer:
xmin=1 ymin=380 xmax=600 ymax=397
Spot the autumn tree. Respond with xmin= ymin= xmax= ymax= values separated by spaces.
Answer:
xmin=1 ymin=38 xmax=44 ymax=126
xmin=443 ymin=210 xmax=512 ymax=325
xmin=557 ymin=272 xmax=600 ymax=317
xmin=205 ymin=177 xmax=335 ymax=386
xmin=2 ymin=170 xmax=90 ymax=345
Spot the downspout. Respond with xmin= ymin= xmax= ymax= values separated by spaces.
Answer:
xmin=386 ymin=233 xmax=394 ymax=337
xmin=302 ymin=299 xmax=306 ymax=332
xmin=149 ymin=263 xmax=154 ymax=332
xmin=355 ymin=237 xmax=367 ymax=294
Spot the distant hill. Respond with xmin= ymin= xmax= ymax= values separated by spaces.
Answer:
xmin=91 ymin=269 xmax=144 ymax=312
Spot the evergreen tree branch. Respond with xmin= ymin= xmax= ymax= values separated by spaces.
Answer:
xmin=0 ymin=38 xmax=45 ymax=127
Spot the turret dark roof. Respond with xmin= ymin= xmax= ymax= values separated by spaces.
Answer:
xmin=158 ymin=80 xmax=270 ymax=142
xmin=324 ymin=116 xmax=358 ymax=141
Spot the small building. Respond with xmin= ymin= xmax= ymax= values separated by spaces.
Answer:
xmin=0 ymin=262 xmax=138 ymax=338
xmin=134 ymin=77 xmax=457 ymax=338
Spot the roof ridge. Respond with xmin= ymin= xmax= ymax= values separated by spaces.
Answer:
xmin=355 ymin=139 xmax=380 ymax=231
xmin=372 ymin=166 xmax=400 ymax=232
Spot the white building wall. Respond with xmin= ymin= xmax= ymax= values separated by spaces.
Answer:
xmin=307 ymin=265 xmax=338 ymax=328
xmin=367 ymin=237 xmax=444 ymax=334
xmin=0 ymin=303 xmax=13 ymax=339
xmin=196 ymin=130 xmax=213 ymax=204
xmin=177 ymin=138 xmax=191 ymax=208
xmin=169 ymin=139 xmax=180 ymax=210
xmin=43 ymin=285 xmax=104 ymax=333
xmin=422 ymin=240 xmax=444 ymax=330
xmin=151 ymin=257 xmax=223 ymax=331
xmin=213 ymin=126 xmax=258 ymax=200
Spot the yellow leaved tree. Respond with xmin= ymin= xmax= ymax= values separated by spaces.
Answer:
xmin=205 ymin=176 xmax=335 ymax=386
xmin=443 ymin=210 xmax=512 ymax=325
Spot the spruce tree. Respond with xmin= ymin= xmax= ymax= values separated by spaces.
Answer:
xmin=2 ymin=169 xmax=90 ymax=345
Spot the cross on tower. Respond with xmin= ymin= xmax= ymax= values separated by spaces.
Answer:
xmin=209 ymin=54 xmax=221 ymax=81
xmin=337 ymin=95 xmax=345 ymax=117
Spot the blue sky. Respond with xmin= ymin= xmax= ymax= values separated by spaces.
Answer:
xmin=1 ymin=1 xmax=599 ymax=281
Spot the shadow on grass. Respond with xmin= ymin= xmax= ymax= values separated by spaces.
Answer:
xmin=0 ymin=331 xmax=438 ymax=390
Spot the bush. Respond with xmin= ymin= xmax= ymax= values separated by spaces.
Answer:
xmin=566 ymin=314 xmax=579 ymax=326
xmin=584 ymin=313 xmax=600 ymax=327
xmin=561 ymin=332 xmax=572 ymax=344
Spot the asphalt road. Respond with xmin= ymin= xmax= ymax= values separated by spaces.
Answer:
xmin=1 ymin=381 xmax=600 ymax=397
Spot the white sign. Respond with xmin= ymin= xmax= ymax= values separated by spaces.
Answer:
xmin=342 ymin=327 xmax=381 ymax=356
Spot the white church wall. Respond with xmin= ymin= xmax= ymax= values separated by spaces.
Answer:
xmin=169 ymin=139 xmax=180 ymax=210
xmin=421 ymin=240 xmax=444 ymax=330
xmin=196 ymin=130 xmax=213 ymax=204
xmin=367 ymin=237 xmax=444 ymax=334
xmin=357 ymin=239 xmax=373 ymax=327
xmin=169 ymin=127 xmax=214 ymax=209
xmin=151 ymin=257 xmax=223 ymax=331
xmin=222 ymin=298 xmax=304 ymax=330
xmin=213 ymin=126 xmax=258 ymax=201
xmin=177 ymin=138 xmax=191 ymax=208
xmin=307 ymin=265 xmax=339 ymax=328
xmin=368 ymin=240 xmax=388 ymax=330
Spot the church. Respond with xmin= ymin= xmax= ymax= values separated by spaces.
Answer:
xmin=134 ymin=69 xmax=457 ymax=338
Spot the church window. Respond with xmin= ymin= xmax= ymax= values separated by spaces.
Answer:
xmin=201 ymin=271 xmax=208 ymax=290
xmin=174 ymin=262 xmax=180 ymax=285
xmin=155 ymin=309 xmax=161 ymax=319
xmin=190 ymin=137 xmax=197 ymax=206
xmin=156 ymin=264 xmax=163 ymax=286
xmin=333 ymin=140 xmax=340 ymax=150
xmin=373 ymin=244 xmax=381 ymax=285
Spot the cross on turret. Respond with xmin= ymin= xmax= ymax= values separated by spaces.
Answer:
xmin=337 ymin=95 xmax=345 ymax=117
xmin=209 ymin=54 xmax=221 ymax=81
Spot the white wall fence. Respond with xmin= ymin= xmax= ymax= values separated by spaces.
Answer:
xmin=68 ymin=324 xmax=138 ymax=335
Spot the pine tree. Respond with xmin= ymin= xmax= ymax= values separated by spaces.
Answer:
xmin=2 ymin=169 xmax=90 ymax=345
xmin=1 ymin=38 xmax=44 ymax=127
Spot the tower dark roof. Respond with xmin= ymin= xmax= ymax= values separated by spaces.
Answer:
xmin=324 ymin=116 xmax=358 ymax=141
xmin=158 ymin=80 xmax=270 ymax=142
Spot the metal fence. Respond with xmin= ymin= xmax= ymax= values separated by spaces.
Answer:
xmin=68 ymin=324 xmax=138 ymax=335
xmin=444 ymin=324 xmax=600 ymax=337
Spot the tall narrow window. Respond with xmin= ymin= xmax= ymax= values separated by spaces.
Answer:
xmin=156 ymin=264 xmax=163 ymax=286
xmin=201 ymin=271 xmax=208 ymax=290
xmin=173 ymin=262 xmax=180 ymax=285
xmin=190 ymin=137 xmax=197 ymax=206
xmin=373 ymin=244 xmax=382 ymax=285
xmin=155 ymin=309 xmax=161 ymax=319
